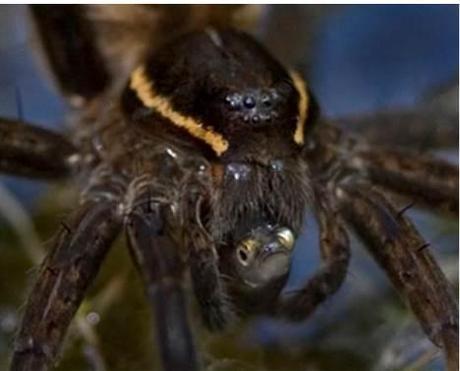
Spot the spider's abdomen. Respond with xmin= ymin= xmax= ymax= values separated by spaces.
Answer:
xmin=121 ymin=28 xmax=311 ymax=160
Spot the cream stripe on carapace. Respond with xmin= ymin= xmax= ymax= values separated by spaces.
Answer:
xmin=290 ymin=70 xmax=309 ymax=145
xmin=130 ymin=66 xmax=229 ymax=156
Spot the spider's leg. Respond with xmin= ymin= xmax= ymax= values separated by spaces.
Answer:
xmin=30 ymin=5 xmax=110 ymax=102
xmin=337 ymin=183 xmax=458 ymax=371
xmin=340 ymin=109 xmax=458 ymax=150
xmin=126 ymin=184 xmax=199 ymax=371
xmin=0 ymin=118 xmax=76 ymax=179
xmin=276 ymin=186 xmax=350 ymax=321
xmin=10 ymin=200 xmax=121 ymax=371
xmin=348 ymin=147 xmax=458 ymax=215
xmin=188 ymin=226 xmax=234 ymax=331
xmin=338 ymin=84 xmax=458 ymax=150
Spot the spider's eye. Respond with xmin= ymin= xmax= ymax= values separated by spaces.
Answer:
xmin=236 ymin=239 xmax=257 ymax=266
xmin=276 ymin=228 xmax=295 ymax=250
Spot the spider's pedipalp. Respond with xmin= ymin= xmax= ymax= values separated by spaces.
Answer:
xmin=348 ymin=146 xmax=459 ymax=215
xmin=189 ymin=225 xmax=236 ymax=331
xmin=125 ymin=183 xmax=199 ymax=371
xmin=182 ymin=181 xmax=235 ymax=331
xmin=276 ymin=185 xmax=350 ymax=321
xmin=10 ymin=200 xmax=121 ymax=371
xmin=0 ymin=118 xmax=77 ymax=179
xmin=337 ymin=182 xmax=458 ymax=371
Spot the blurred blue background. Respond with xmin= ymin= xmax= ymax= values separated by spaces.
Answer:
xmin=311 ymin=5 xmax=458 ymax=117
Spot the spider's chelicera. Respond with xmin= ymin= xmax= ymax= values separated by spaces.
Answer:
xmin=3 ymin=7 xmax=458 ymax=371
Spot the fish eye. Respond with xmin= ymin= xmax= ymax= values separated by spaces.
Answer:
xmin=276 ymin=228 xmax=295 ymax=250
xmin=237 ymin=248 xmax=248 ymax=265
xmin=236 ymin=239 xmax=257 ymax=266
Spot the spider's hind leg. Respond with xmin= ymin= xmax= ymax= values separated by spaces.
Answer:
xmin=10 ymin=199 xmax=121 ymax=371
xmin=337 ymin=182 xmax=458 ymax=371
xmin=276 ymin=186 xmax=350 ymax=321
xmin=0 ymin=118 xmax=77 ymax=179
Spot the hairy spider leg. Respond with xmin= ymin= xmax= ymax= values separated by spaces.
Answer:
xmin=30 ymin=5 xmax=110 ymax=102
xmin=10 ymin=200 xmax=121 ymax=371
xmin=337 ymin=84 xmax=458 ymax=151
xmin=276 ymin=185 xmax=350 ymax=321
xmin=126 ymin=183 xmax=199 ymax=371
xmin=348 ymin=147 xmax=459 ymax=215
xmin=0 ymin=118 xmax=76 ymax=179
xmin=337 ymin=183 xmax=458 ymax=371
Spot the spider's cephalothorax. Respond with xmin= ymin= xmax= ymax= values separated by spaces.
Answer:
xmin=121 ymin=28 xmax=313 ymax=245
xmin=5 ymin=6 xmax=458 ymax=371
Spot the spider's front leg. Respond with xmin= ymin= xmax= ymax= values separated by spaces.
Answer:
xmin=0 ymin=118 xmax=77 ymax=179
xmin=124 ymin=154 xmax=234 ymax=370
xmin=10 ymin=198 xmax=122 ymax=371
xmin=336 ymin=182 xmax=458 ymax=371
xmin=276 ymin=185 xmax=350 ymax=321
xmin=125 ymin=176 xmax=199 ymax=371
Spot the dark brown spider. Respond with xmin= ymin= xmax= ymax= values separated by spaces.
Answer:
xmin=2 ymin=5 xmax=458 ymax=371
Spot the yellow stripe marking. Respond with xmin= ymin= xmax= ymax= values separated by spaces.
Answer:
xmin=130 ymin=66 xmax=229 ymax=156
xmin=290 ymin=70 xmax=309 ymax=145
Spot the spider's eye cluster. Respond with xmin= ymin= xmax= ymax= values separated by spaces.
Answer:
xmin=224 ymin=89 xmax=280 ymax=127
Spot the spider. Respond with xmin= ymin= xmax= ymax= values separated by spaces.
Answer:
xmin=2 ymin=5 xmax=458 ymax=371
